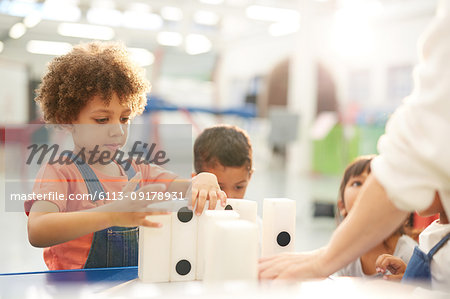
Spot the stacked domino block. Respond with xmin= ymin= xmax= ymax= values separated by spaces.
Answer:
xmin=170 ymin=207 xmax=197 ymax=281
xmin=139 ymin=197 xmax=295 ymax=282
xmin=196 ymin=210 xmax=240 ymax=280
xmin=219 ymin=198 xmax=258 ymax=224
xmin=138 ymin=214 xmax=172 ymax=283
xmin=261 ymin=198 xmax=296 ymax=257
xmin=204 ymin=219 xmax=258 ymax=282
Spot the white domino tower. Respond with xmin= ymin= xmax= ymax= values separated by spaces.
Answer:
xmin=138 ymin=197 xmax=294 ymax=283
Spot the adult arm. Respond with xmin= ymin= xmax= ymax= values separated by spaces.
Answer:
xmin=259 ymin=175 xmax=409 ymax=280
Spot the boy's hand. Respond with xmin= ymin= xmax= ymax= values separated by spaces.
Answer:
xmin=190 ymin=172 xmax=227 ymax=215
xmin=375 ymin=254 xmax=407 ymax=281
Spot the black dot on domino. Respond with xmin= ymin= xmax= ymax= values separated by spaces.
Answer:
xmin=177 ymin=207 xmax=193 ymax=223
xmin=176 ymin=259 xmax=191 ymax=276
xmin=224 ymin=204 xmax=233 ymax=210
xmin=277 ymin=231 xmax=291 ymax=247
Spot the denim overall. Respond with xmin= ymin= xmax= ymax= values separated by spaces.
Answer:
xmin=68 ymin=153 xmax=140 ymax=268
xmin=402 ymin=232 xmax=450 ymax=287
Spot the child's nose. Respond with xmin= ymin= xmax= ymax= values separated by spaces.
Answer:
xmin=108 ymin=123 xmax=125 ymax=137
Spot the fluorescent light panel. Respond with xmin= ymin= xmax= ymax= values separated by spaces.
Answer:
xmin=269 ymin=22 xmax=300 ymax=36
xmin=9 ymin=23 xmax=26 ymax=39
xmin=43 ymin=0 xmax=81 ymax=22
xmin=86 ymin=8 xmax=122 ymax=26
xmin=57 ymin=23 xmax=115 ymax=40
xmin=246 ymin=5 xmax=300 ymax=23
xmin=128 ymin=48 xmax=155 ymax=67
xmin=199 ymin=0 xmax=224 ymax=5
xmin=185 ymin=34 xmax=212 ymax=55
xmin=157 ymin=32 xmax=182 ymax=46
xmin=160 ymin=6 xmax=183 ymax=21
xmin=194 ymin=10 xmax=220 ymax=25
xmin=123 ymin=11 xmax=163 ymax=30
xmin=26 ymin=40 xmax=72 ymax=56
xmin=23 ymin=11 xmax=42 ymax=28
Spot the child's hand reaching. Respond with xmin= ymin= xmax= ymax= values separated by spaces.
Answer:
xmin=104 ymin=172 xmax=171 ymax=228
xmin=375 ymin=254 xmax=407 ymax=281
xmin=27 ymin=172 xmax=172 ymax=248
xmin=189 ymin=172 xmax=227 ymax=216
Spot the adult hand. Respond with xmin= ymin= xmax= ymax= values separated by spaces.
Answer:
xmin=259 ymin=249 xmax=328 ymax=281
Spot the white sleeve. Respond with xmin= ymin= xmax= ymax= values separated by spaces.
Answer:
xmin=371 ymin=0 xmax=450 ymax=214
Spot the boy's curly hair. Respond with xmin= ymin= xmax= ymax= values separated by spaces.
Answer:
xmin=194 ymin=125 xmax=253 ymax=173
xmin=35 ymin=41 xmax=150 ymax=123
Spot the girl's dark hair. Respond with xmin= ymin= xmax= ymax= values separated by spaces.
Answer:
xmin=338 ymin=155 xmax=375 ymax=204
xmin=194 ymin=125 xmax=252 ymax=173
xmin=337 ymin=155 xmax=417 ymax=243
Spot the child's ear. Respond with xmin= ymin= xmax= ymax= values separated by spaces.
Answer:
xmin=248 ymin=168 xmax=254 ymax=180
xmin=337 ymin=200 xmax=347 ymax=218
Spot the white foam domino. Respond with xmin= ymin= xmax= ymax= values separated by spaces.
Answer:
xmin=204 ymin=219 xmax=258 ymax=282
xmin=220 ymin=198 xmax=258 ymax=224
xmin=138 ymin=214 xmax=172 ymax=283
xmin=261 ymin=198 xmax=296 ymax=257
xmin=170 ymin=206 xmax=198 ymax=281
xmin=196 ymin=210 xmax=240 ymax=280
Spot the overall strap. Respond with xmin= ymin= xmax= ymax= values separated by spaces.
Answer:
xmin=427 ymin=233 xmax=450 ymax=258
xmin=117 ymin=159 xmax=139 ymax=191
xmin=118 ymin=159 xmax=136 ymax=180
xmin=65 ymin=152 xmax=105 ymax=201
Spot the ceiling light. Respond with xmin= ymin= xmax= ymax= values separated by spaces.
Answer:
xmin=57 ymin=23 xmax=115 ymax=40
xmin=157 ymin=32 xmax=183 ymax=47
xmin=246 ymin=5 xmax=300 ymax=23
xmin=91 ymin=0 xmax=115 ymax=9
xmin=269 ymin=21 xmax=300 ymax=36
xmin=87 ymin=8 xmax=122 ymax=27
xmin=199 ymin=0 xmax=224 ymax=4
xmin=127 ymin=2 xmax=151 ymax=12
xmin=42 ymin=0 xmax=81 ymax=22
xmin=9 ymin=23 xmax=26 ymax=39
xmin=23 ymin=11 xmax=42 ymax=28
xmin=160 ymin=6 xmax=183 ymax=21
xmin=123 ymin=11 xmax=163 ymax=30
xmin=3 ymin=0 xmax=38 ymax=17
xmin=185 ymin=34 xmax=212 ymax=55
xmin=193 ymin=10 xmax=220 ymax=26
xmin=128 ymin=48 xmax=155 ymax=66
xmin=26 ymin=40 xmax=72 ymax=56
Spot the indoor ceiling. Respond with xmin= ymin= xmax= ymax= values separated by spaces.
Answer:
xmin=0 ymin=0 xmax=436 ymax=79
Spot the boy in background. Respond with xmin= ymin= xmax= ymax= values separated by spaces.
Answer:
xmin=194 ymin=125 xmax=253 ymax=199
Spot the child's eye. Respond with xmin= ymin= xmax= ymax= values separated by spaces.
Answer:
xmin=120 ymin=117 xmax=130 ymax=123
xmin=351 ymin=181 xmax=362 ymax=187
xmin=235 ymin=186 xmax=244 ymax=190
xmin=95 ymin=118 xmax=108 ymax=124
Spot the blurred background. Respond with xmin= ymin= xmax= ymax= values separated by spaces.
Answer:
xmin=0 ymin=0 xmax=438 ymax=273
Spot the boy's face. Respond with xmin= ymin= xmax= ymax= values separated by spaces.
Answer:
xmin=202 ymin=165 xmax=252 ymax=199
xmin=71 ymin=93 xmax=132 ymax=157
xmin=338 ymin=170 xmax=369 ymax=217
